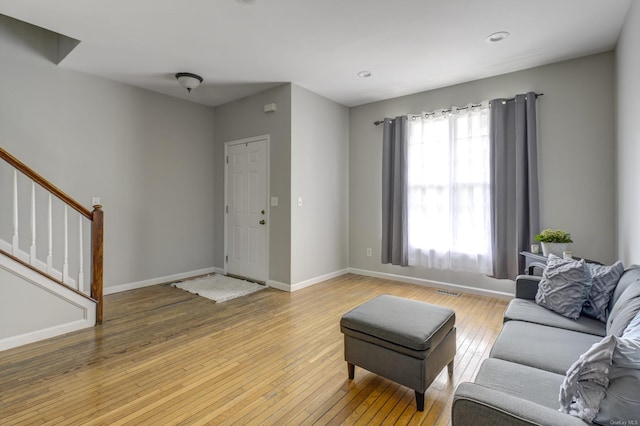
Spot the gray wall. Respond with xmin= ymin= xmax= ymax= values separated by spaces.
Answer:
xmin=616 ymin=1 xmax=640 ymax=266
xmin=213 ymin=84 xmax=292 ymax=284
xmin=1 ymin=12 xmax=626 ymax=300
xmin=291 ymin=85 xmax=349 ymax=284
xmin=350 ymin=52 xmax=616 ymax=294
xmin=0 ymin=15 xmax=217 ymax=289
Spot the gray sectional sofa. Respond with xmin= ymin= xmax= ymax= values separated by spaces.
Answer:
xmin=452 ymin=266 xmax=640 ymax=425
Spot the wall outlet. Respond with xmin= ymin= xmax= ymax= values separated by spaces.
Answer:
xmin=366 ymin=248 xmax=372 ymax=257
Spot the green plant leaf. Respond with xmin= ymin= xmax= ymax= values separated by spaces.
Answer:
xmin=534 ymin=229 xmax=573 ymax=243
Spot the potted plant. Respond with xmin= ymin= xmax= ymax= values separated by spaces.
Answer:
xmin=534 ymin=229 xmax=573 ymax=257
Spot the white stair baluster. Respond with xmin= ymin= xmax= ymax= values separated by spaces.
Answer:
xmin=30 ymin=181 xmax=36 ymax=264
xmin=63 ymin=205 xmax=69 ymax=284
xmin=12 ymin=169 xmax=19 ymax=254
xmin=78 ymin=215 xmax=84 ymax=293
xmin=47 ymin=194 xmax=53 ymax=273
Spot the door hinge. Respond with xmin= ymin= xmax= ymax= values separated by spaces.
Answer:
xmin=226 ymin=156 xmax=228 ymax=164
xmin=226 ymin=205 xmax=228 ymax=213
xmin=225 ymin=255 xmax=228 ymax=263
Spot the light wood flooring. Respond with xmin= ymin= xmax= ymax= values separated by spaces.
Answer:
xmin=0 ymin=273 xmax=508 ymax=425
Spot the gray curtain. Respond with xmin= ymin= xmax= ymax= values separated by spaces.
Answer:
xmin=490 ymin=93 xmax=540 ymax=279
xmin=381 ymin=116 xmax=409 ymax=266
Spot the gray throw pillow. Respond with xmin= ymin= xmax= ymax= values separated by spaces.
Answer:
xmin=583 ymin=261 xmax=625 ymax=322
xmin=536 ymin=255 xmax=587 ymax=319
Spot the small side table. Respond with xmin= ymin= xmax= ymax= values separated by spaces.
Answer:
xmin=519 ymin=251 xmax=602 ymax=275
xmin=519 ymin=251 xmax=548 ymax=275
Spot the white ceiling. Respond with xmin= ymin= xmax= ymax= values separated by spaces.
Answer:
xmin=0 ymin=0 xmax=632 ymax=107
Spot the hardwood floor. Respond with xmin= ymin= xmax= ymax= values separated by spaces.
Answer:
xmin=0 ymin=274 xmax=508 ymax=425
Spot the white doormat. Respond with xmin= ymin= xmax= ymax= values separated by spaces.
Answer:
xmin=171 ymin=274 xmax=265 ymax=303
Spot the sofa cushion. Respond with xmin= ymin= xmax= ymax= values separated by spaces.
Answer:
xmin=535 ymin=256 xmax=587 ymax=319
xmin=608 ymin=265 xmax=640 ymax=312
xmin=504 ymin=298 xmax=606 ymax=336
xmin=607 ymin=281 xmax=640 ymax=336
xmin=582 ymin=261 xmax=624 ymax=321
xmin=474 ymin=358 xmax=566 ymax=410
xmin=452 ymin=382 xmax=588 ymax=426
xmin=490 ymin=321 xmax=603 ymax=374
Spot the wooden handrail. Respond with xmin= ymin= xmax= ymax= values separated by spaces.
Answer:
xmin=0 ymin=147 xmax=91 ymax=219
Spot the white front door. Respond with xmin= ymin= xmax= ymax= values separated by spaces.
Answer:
xmin=225 ymin=136 xmax=268 ymax=283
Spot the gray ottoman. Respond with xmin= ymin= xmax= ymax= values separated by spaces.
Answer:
xmin=340 ymin=294 xmax=456 ymax=411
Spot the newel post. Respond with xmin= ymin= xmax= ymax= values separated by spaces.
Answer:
xmin=91 ymin=205 xmax=104 ymax=324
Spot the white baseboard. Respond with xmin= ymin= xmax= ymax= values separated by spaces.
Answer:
xmin=105 ymin=266 xmax=223 ymax=295
xmin=104 ymin=266 xmax=510 ymax=300
xmin=347 ymin=268 xmax=514 ymax=300
xmin=290 ymin=268 xmax=350 ymax=292
xmin=266 ymin=280 xmax=290 ymax=292
xmin=267 ymin=268 xmax=350 ymax=292
xmin=0 ymin=319 xmax=94 ymax=352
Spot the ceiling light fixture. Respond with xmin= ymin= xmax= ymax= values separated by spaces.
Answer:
xmin=357 ymin=70 xmax=372 ymax=78
xmin=486 ymin=31 xmax=510 ymax=43
xmin=175 ymin=72 xmax=203 ymax=93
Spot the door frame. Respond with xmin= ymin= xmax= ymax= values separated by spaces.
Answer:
xmin=223 ymin=134 xmax=270 ymax=282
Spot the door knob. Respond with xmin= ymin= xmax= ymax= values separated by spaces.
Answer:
xmin=259 ymin=219 xmax=266 ymax=225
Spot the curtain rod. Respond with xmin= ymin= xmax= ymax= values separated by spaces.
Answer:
xmin=373 ymin=93 xmax=544 ymax=126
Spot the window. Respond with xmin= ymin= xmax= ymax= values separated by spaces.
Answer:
xmin=407 ymin=103 xmax=493 ymax=274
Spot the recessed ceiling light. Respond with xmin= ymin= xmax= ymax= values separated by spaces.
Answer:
xmin=357 ymin=70 xmax=372 ymax=78
xmin=486 ymin=31 xmax=510 ymax=43
xmin=236 ymin=0 xmax=256 ymax=5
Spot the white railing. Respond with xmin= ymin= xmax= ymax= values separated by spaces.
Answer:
xmin=5 ymin=169 xmax=88 ymax=291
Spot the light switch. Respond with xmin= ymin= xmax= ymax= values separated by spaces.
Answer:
xmin=271 ymin=196 xmax=279 ymax=206
xmin=91 ymin=197 xmax=101 ymax=206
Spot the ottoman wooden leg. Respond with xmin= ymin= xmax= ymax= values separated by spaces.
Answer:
xmin=415 ymin=390 xmax=424 ymax=411
xmin=347 ymin=362 xmax=355 ymax=379
xmin=448 ymin=359 xmax=454 ymax=377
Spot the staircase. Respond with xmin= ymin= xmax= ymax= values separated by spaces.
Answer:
xmin=0 ymin=147 xmax=103 ymax=351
